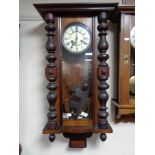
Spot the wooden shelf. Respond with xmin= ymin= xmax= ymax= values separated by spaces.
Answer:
xmin=93 ymin=123 xmax=113 ymax=133
xmin=112 ymin=99 xmax=135 ymax=120
xmin=112 ymin=98 xmax=135 ymax=109
xmin=43 ymin=124 xmax=62 ymax=134
xmin=43 ymin=123 xmax=112 ymax=134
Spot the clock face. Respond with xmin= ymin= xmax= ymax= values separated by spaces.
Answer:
xmin=62 ymin=23 xmax=91 ymax=54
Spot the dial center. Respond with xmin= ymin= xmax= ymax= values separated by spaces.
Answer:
xmin=70 ymin=32 xmax=83 ymax=46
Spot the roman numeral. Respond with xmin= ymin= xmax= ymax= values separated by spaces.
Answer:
xmin=70 ymin=45 xmax=73 ymax=49
xmin=76 ymin=26 xmax=78 ymax=32
xmin=82 ymin=41 xmax=88 ymax=45
xmin=66 ymin=42 xmax=70 ymax=46
xmin=84 ymin=37 xmax=88 ymax=40
xmin=70 ymin=27 xmax=74 ymax=33
xmin=80 ymin=45 xmax=83 ymax=49
xmin=79 ymin=28 xmax=83 ymax=33
xmin=66 ymin=32 xmax=71 ymax=35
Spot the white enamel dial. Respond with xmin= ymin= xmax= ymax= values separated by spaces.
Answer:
xmin=62 ymin=23 xmax=91 ymax=53
xmin=130 ymin=26 xmax=135 ymax=48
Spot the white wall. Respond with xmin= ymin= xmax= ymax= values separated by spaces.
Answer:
xmin=19 ymin=1 xmax=135 ymax=155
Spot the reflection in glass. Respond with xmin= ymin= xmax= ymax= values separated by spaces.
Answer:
xmin=62 ymin=49 xmax=92 ymax=120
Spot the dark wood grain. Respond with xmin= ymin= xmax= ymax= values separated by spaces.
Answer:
xmin=19 ymin=144 xmax=22 ymax=155
xmin=63 ymin=120 xmax=92 ymax=127
xmin=44 ymin=13 xmax=57 ymax=139
xmin=34 ymin=3 xmax=118 ymax=18
xmin=118 ymin=5 xmax=135 ymax=13
xmin=111 ymin=6 xmax=135 ymax=120
xmin=97 ymin=12 xmax=109 ymax=129
xmin=63 ymin=133 xmax=92 ymax=148
xmin=111 ymin=5 xmax=135 ymax=23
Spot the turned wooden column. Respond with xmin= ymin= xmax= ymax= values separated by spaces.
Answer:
xmin=44 ymin=13 xmax=57 ymax=135
xmin=97 ymin=12 xmax=109 ymax=129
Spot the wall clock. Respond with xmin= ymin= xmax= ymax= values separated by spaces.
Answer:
xmin=34 ymin=3 xmax=118 ymax=148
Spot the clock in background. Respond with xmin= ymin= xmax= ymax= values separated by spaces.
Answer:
xmin=130 ymin=26 xmax=135 ymax=95
xmin=130 ymin=26 xmax=135 ymax=48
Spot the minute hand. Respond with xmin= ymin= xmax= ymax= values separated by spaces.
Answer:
xmin=81 ymin=40 xmax=88 ymax=45
xmin=75 ymin=32 xmax=78 ymax=44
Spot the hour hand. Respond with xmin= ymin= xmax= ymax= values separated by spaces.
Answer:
xmin=71 ymin=40 xmax=75 ymax=45
xmin=75 ymin=36 xmax=78 ymax=42
xmin=75 ymin=32 xmax=78 ymax=41
xmin=81 ymin=40 xmax=87 ymax=45
xmin=70 ymin=40 xmax=75 ymax=48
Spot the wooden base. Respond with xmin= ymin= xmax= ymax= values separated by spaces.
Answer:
xmin=43 ymin=123 xmax=112 ymax=134
xmin=62 ymin=123 xmax=112 ymax=148
xmin=43 ymin=124 xmax=61 ymax=134
xmin=115 ymin=114 xmax=135 ymax=123
xmin=70 ymin=139 xmax=86 ymax=148
xmin=111 ymin=99 xmax=135 ymax=121
xmin=93 ymin=123 xmax=113 ymax=133
xmin=63 ymin=132 xmax=92 ymax=148
xmin=43 ymin=122 xmax=112 ymax=148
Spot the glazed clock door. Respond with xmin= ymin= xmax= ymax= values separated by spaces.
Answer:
xmin=61 ymin=18 xmax=93 ymax=127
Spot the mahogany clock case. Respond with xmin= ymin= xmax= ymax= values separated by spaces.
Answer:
xmin=34 ymin=3 xmax=118 ymax=148
xmin=111 ymin=5 xmax=135 ymax=121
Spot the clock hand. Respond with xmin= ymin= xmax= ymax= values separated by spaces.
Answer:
xmin=70 ymin=43 xmax=74 ymax=49
xmin=71 ymin=40 xmax=75 ymax=44
xmin=71 ymin=40 xmax=75 ymax=49
xmin=81 ymin=40 xmax=87 ymax=45
xmin=75 ymin=25 xmax=78 ymax=33
xmin=80 ymin=40 xmax=83 ymax=43
xmin=75 ymin=26 xmax=78 ymax=44
xmin=75 ymin=32 xmax=78 ymax=44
